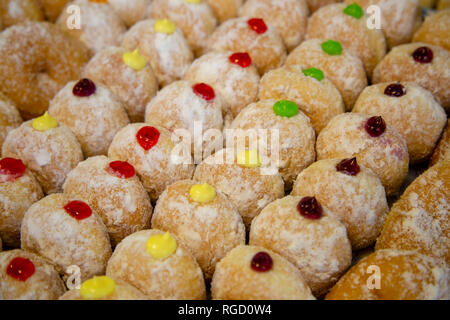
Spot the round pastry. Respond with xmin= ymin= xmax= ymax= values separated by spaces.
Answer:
xmin=430 ymin=120 xmax=450 ymax=166
xmin=106 ymin=229 xmax=206 ymax=300
xmin=238 ymin=0 xmax=309 ymax=52
xmin=292 ymin=158 xmax=388 ymax=250
xmin=48 ymin=78 xmax=130 ymax=157
xmin=376 ymin=160 xmax=450 ymax=264
xmin=259 ymin=65 xmax=345 ymax=134
xmin=56 ymin=0 xmax=126 ymax=56
xmin=108 ymin=0 xmax=151 ymax=27
xmin=194 ymin=148 xmax=285 ymax=227
xmin=59 ymin=276 xmax=147 ymax=300
xmin=0 ymin=157 xmax=43 ymax=247
xmin=372 ymin=43 xmax=450 ymax=112
xmin=205 ymin=0 xmax=242 ymax=23
xmin=229 ymin=100 xmax=316 ymax=187
xmin=0 ymin=93 xmax=22 ymax=149
xmin=21 ymin=193 xmax=112 ymax=281
xmin=122 ymin=19 xmax=194 ymax=87
xmin=413 ymin=9 xmax=450 ymax=51
xmin=84 ymin=46 xmax=158 ymax=122
xmin=0 ymin=249 xmax=66 ymax=300
xmin=2 ymin=114 xmax=83 ymax=194
xmin=148 ymin=0 xmax=217 ymax=56
xmin=0 ymin=22 xmax=89 ymax=119
xmin=184 ymin=51 xmax=260 ymax=119
xmin=306 ymin=0 xmax=342 ymax=12
xmin=38 ymin=0 xmax=69 ymax=22
xmin=326 ymin=249 xmax=449 ymax=300
xmin=206 ymin=17 xmax=287 ymax=75
xmin=108 ymin=123 xmax=195 ymax=201
xmin=63 ymin=156 xmax=153 ymax=247
xmin=353 ymin=82 xmax=447 ymax=164
xmin=249 ymin=195 xmax=352 ymax=296
xmin=306 ymin=3 xmax=387 ymax=78
xmin=151 ymin=179 xmax=245 ymax=279
xmin=285 ymin=39 xmax=367 ymax=110
xmin=211 ymin=245 xmax=315 ymax=300
xmin=316 ymin=113 xmax=409 ymax=196
xmin=0 ymin=0 xmax=44 ymax=28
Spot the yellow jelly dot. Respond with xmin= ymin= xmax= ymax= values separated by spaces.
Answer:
xmin=237 ymin=150 xmax=261 ymax=168
xmin=154 ymin=19 xmax=176 ymax=35
xmin=122 ymin=49 xmax=147 ymax=71
xmin=146 ymin=232 xmax=177 ymax=260
xmin=32 ymin=112 xmax=58 ymax=131
xmin=190 ymin=183 xmax=216 ymax=203
xmin=79 ymin=276 xmax=116 ymax=300
xmin=185 ymin=0 xmax=202 ymax=4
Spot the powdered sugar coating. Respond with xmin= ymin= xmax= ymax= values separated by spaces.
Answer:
xmin=306 ymin=0 xmax=342 ymax=12
xmin=413 ymin=9 xmax=450 ymax=51
xmin=205 ymin=0 xmax=243 ymax=23
xmin=430 ymin=120 xmax=450 ymax=166
xmin=0 ymin=0 xmax=44 ymax=28
xmin=108 ymin=0 xmax=151 ymax=27
xmin=0 ymin=93 xmax=22 ymax=149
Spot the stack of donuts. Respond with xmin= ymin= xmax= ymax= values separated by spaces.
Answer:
xmin=0 ymin=0 xmax=449 ymax=300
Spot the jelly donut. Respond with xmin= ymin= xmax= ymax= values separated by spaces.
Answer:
xmin=0 ymin=157 xmax=43 ymax=247
xmin=292 ymin=158 xmax=388 ymax=250
xmin=106 ymin=229 xmax=206 ymax=300
xmin=229 ymin=100 xmax=316 ymax=188
xmin=108 ymin=123 xmax=195 ymax=201
xmin=376 ymin=160 xmax=450 ymax=264
xmin=250 ymin=195 xmax=352 ymax=296
xmin=194 ymin=148 xmax=284 ymax=227
xmin=63 ymin=156 xmax=153 ymax=247
xmin=148 ymin=0 xmax=217 ymax=56
xmin=205 ymin=0 xmax=243 ymax=23
xmin=0 ymin=249 xmax=66 ymax=300
xmin=372 ymin=43 xmax=450 ymax=111
xmin=238 ymin=0 xmax=309 ymax=52
xmin=326 ymin=249 xmax=449 ymax=300
xmin=0 ymin=0 xmax=44 ymax=28
xmin=259 ymin=65 xmax=345 ymax=134
xmin=59 ymin=276 xmax=147 ymax=300
xmin=0 ymin=93 xmax=22 ymax=149
xmin=151 ymin=179 xmax=245 ymax=279
xmin=211 ymin=245 xmax=315 ymax=300
xmin=56 ymin=0 xmax=126 ymax=56
xmin=353 ymin=82 xmax=447 ymax=164
xmin=306 ymin=0 xmax=342 ymax=12
xmin=21 ymin=193 xmax=112 ymax=281
xmin=430 ymin=120 xmax=450 ymax=166
xmin=0 ymin=22 xmax=89 ymax=119
xmin=316 ymin=113 xmax=409 ymax=196
xmin=2 ymin=114 xmax=83 ymax=194
xmin=122 ymin=19 xmax=194 ymax=87
xmin=184 ymin=51 xmax=260 ymax=119
xmin=306 ymin=3 xmax=387 ymax=78
xmin=206 ymin=17 xmax=287 ymax=75
xmin=48 ymin=79 xmax=130 ymax=157
xmin=38 ymin=0 xmax=69 ymax=22
xmin=413 ymin=9 xmax=450 ymax=51
xmin=108 ymin=0 xmax=151 ymax=28
xmin=84 ymin=47 xmax=158 ymax=122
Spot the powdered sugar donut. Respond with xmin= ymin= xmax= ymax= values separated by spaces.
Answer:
xmin=285 ymin=38 xmax=367 ymax=110
xmin=49 ymin=79 xmax=130 ymax=157
xmin=430 ymin=120 xmax=450 ymax=166
xmin=84 ymin=47 xmax=158 ymax=122
xmin=106 ymin=229 xmax=206 ymax=300
xmin=306 ymin=0 xmax=342 ymax=12
xmin=108 ymin=0 xmax=151 ymax=27
xmin=353 ymin=82 xmax=447 ymax=163
xmin=0 ymin=93 xmax=22 ymax=149
xmin=63 ymin=156 xmax=153 ymax=247
xmin=206 ymin=17 xmax=286 ymax=75
xmin=0 ymin=157 xmax=43 ymax=247
xmin=0 ymin=0 xmax=44 ymax=28
xmin=238 ymin=0 xmax=309 ymax=51
xmin=250 ymin=195 xmax=352 ymax=297
xmin=122 ymin=19 xmax=194 ymax=87
xmin=205 ymin=0 xmax=242 ymax=23
xmin=184 ymin=51 xmax=260 ymax=119
xmin=413 ymin=9 xmax=450 ymax=51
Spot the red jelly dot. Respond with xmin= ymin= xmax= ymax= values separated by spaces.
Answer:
xmin=0 ymin=157 xmax=26 ymax=182
xmin=108 ymin=161 xmax=135 ymax=179
xmin=73 ymin=78 xmax=96 ymax=97
xmin=6 ymin=257 xmax=35 ymax=281
xmin=384 ymin=83 xmax=406 ymax=97
xmin=251 ymin=252 xmax=273 ymax=272
xmin=136 ymin=126 xmax=160 ymax=151
xmin=247 ymin=18 xmax=268 ymax=34
xmin=336 ymin=157 xmax=360 ymax=176
xmin=297 ymin=196 xmax=323 ymax=220
xmin=412 ymin=46 xmax=433 ymax=64
xmin=365 ymin=116 xmax=386 ymax=138
xmin=64 ymin=200 xmax=92 ymax=220
xmin=229 ymin=52 xmax=252 ymax=68
xmin=192 ymin=83 xmax=215 ymax=101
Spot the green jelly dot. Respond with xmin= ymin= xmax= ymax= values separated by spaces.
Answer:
xmin=343 ymin=3 xmax=364 ymax=19
xmin=302 ymin=67 xmax=324 ymax=81
xmin=321 ymin=40 xmax=343 ymax=55
xmin=273 ymin=100 xmax=299 ymax=118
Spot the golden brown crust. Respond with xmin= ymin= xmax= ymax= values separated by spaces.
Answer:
xmin=430 ymin=120 xmax=450 ymax=167
xmin=0 ymin=93 xmax=22 ymax=150
xmin=205 ymin=0 xmax=243 ymax=23
xmin=0 ymin=0 xmax=44 ymax=28
xmin=306 ymin=0 xmax=342 ymax=12
xmin=413 ymin=9 xmax=450 ymax=51
xmin=38 ymin=0 xmax=69 ymax=22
